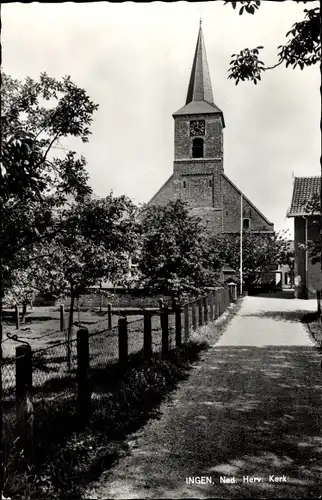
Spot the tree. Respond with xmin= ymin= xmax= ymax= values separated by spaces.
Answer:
xmin=138 ymin=200 xmax=222 ymax=300
xmin=0 ymin=71 xmax=98 ymax=490
xmin=225 ymin=1 xmax=320 ymax=85
xmin=209 ymin=230 xmax=289 ymax=288
xmin=7 ymin=194 xmax=140 ymax=364
xmin=224 ymin=0 xmax=321 ymax=317
xmin=1 ymin=70 xmax=98 ymax=308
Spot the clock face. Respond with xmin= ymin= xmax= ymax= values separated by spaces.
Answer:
xmin=190 ymin=120 xmax=205 ymax=136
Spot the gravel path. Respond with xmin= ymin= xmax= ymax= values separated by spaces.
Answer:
xmin=85 ymin=296 xmax=322 ymax=499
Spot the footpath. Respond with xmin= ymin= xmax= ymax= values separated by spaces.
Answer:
xmin=85 ymin=296 xmax=322 ymax=499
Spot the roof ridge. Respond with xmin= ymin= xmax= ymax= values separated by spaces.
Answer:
xmin=294 ymin=175 xmax=321 ymax=179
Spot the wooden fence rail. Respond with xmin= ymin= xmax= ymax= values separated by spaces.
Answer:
xmin=6 ymin=285 xmax=237 ymax=471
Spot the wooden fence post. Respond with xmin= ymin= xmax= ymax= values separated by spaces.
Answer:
xmin=107 ymin=303 xmax=112 ymax=329
xmin=118 ymin=317 xmax=128 ymax=365
xmin=317 ymin=290 xmax=321 ymax=315
xmin=191 ymin=301 xmax=197 ymax=330
xmin=198 ymin=298 xmax=203 ymax=326
xmin=161 ymin=305 xmax=169 ymax=355
xmin=184 ymin=304 xmax=189 ymax=342
xmin=175 ymin=305 xmax=182 ymax=348
xmin=203 ymin=296 xmax=208 ymax=325
xmin=16 ymin=344 xmax=34 ymax=470
xmin=77 ymin=327 xmax=91 ymax=425
xmin=209 ymin=292 xmax=214 ymax=321
xmin=15 ymin=304 xmax=20 ymax=330
xmin=60 ymin=304 xmax=65 ymax=332
xmin=143 ymin=310 xmax=152 ymax=359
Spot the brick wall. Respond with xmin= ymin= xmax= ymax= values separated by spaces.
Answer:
xmin=307 ymin=216 xmax=321 ymax=298
xmin=294 ymin=216 xmax=321 ymax=299
xmin=148 ymin=175 xmax=175 ymax=206
xmin=59 ymin=292 xmax=173 ymax=310
xmin=222 ymin=176 xmax=273 ymax=233
xmin=190 ymin=207 xmax=223 ymax=233
xmin=174 ymin=114 xmax=223 ymax=160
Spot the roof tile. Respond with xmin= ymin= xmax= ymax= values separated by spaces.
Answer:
xmin=287 ymin=176 xmax=321 ymax=216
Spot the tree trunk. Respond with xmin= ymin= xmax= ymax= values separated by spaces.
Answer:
xmin=21 ymin=302 xmax=27 ymax=323
xmin=67 ymin=286 xmax=75 ymax=371
xmin=0 ymin=275 xmax=4 ymax=494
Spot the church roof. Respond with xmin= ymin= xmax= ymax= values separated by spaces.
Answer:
xmin=287 ymin=176 xmax=321 ymax=217
xmin=173 ymin=21 xmax=224 ymax=125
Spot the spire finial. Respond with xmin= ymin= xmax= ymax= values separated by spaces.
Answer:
xmin=199 ymin=17 xmax=202 ymax=27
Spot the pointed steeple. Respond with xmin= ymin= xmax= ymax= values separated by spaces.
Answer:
xmin=186 ymin=19 xmax=214 ymax=104
xmin=173 ymin=22 xmax=224 ymax=125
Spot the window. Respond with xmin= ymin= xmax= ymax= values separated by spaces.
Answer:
xmin=183 ymin=180 xmax=186 ymax=188
xmin=243 ymin=218 xmax=250 ymax=230
xmin=209 ymin=179 xmax=212 ymax=187
xmin=192 ymin=138 xmax=204 ymax=158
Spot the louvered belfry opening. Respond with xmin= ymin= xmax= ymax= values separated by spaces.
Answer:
xmin=192 ymin=138 xmax=204 ymax=158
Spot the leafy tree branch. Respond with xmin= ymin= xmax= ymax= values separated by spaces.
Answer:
xmin=224 ymin=2 xmax=320 ymax=84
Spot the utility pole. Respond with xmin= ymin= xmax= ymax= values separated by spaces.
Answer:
xmin=320 ymin=0 xmax=322 ymax=345
xmin=240 ymin=193 xmax=243 ymax=296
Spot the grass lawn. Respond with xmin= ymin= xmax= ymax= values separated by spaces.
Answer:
xmin=3 ymin=299 xmax=241 ymax=500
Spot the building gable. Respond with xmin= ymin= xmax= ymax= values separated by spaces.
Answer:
xmin=222 ymin=174 xmax=274 ymax=233
xmin=287 ymin=176 xmax=320 ymax=217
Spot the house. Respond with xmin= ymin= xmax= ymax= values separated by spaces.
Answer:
xmin=144 ymin=21 xmax=274 ymax=236
xmin=287 ymin=176 xmax=321 ymax=299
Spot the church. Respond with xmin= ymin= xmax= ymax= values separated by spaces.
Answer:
xmin=145 ymin=22 xmax=274 ymax=235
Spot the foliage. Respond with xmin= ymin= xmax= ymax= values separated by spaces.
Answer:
xmin=4 ymin=194 xmax=141 ymax=339
xmin=225 ymin=2 xmax=320 ymax=84
xmin=36 ymin=193 xmax=141 ymax=298
xmin=1 ymin=71 xmax=98 ymax=284
xmin=138 ymin=200 xmax=222 ymax=298
xmin=209 ymin=230 xmax=289 ymax=285
xmin=301 ymin=192 xmax=321 ymax=265
xmin=4 ymin=343 xmax=207 ymax=500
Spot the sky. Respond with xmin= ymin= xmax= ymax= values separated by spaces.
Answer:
xmin=2 ymin=1 xmax=320 ymax=237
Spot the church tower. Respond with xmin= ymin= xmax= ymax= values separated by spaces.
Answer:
xmin=145 ymin=21 xmax=274 ymax=236
xmin=172 ymin=21 xmax=225 ymax=212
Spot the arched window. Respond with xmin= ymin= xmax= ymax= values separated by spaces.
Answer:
xmin=192 ymin=138 xmax=204 ymax=158
xmin=243 ymin=218 xmax=250 ymax=230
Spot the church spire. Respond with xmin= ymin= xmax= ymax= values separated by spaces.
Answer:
xmin=185 ymin=21 xmax=214 ymax=105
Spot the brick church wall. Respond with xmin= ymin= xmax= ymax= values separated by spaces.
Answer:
xmin=222 ymin=176 xmax=273 ymax=233
xmin=148 ymin=175 xmax=174 ymax=206
xmin=174 ymin=114 xmax=223 ymax=160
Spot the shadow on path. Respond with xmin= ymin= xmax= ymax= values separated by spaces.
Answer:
xmin=92 ymin=344 xmax=322 ymax=499
xmin=242 ymin=309 xmax=311 ymax=323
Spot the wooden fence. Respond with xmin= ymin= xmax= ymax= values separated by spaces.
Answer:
xmin=4 ymin=285 xmax=236 ymax=472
